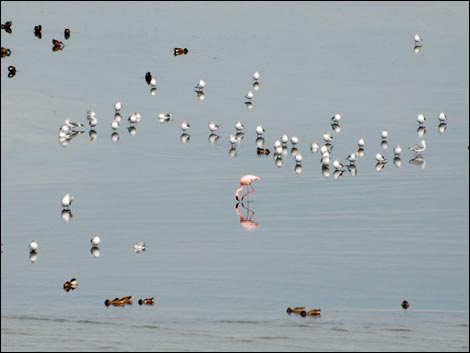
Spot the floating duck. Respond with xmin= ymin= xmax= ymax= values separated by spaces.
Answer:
xmin=174 ymin=47 xmax=189 ymax=56
xmin=138 ymin=298 xmax=155 ymax=305
xmin=401 ymin=300 xmax=410 ymax=309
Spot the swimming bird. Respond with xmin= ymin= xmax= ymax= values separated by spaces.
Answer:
xmin=414 ymin=34 xmax=422 ymax=46
xmin=64 ymin=28 xmax=70 ymax=40
xmin=323 ymin=132 xmax=333 ymax=143
xmin=438 ymin=112 xmax=447 ymax=122
xmin=295 ymin=154 xmax=303 ymax=164
xmin=381 ymin=130 xmax=388 ymax=139
xmin=90 ymin=235 xmax=100 ymax=246
xmin=235 ymin=175 xmax=260 ymax=201
xmin=29 ymin=240 xmax=38 ymax=251
xmin=253 ymin=71 xmax=260 ymax=81
xmin=256 ymin=147 xmax=270 ymax=155
xmin=52 ymin=39 xmax=64 ymax=50
xmin=145 ymin=72 xmax=152 ymax=85
xmin=208 ymin=122 xmax=220 ymax=133
xmin=138 ymin=298 xmax=155 ymax=305
xmin=358 ymin=138 xmax=365 ymax=148
xmin=393 ymin=145 xmax=402 ymax=156
xmin=180 ymin=121 xmax=190 ymax=132
xmin=195 ymin=79 xmax=205 ymax=90
xmin=408 ymin=140 xmax=426 ymax=155
xmin=158 ymin=112 xmax=173 ymax=123
xmin=255 ymin=125 xmax=265 ymax=136
xmin=401 ymin=300 xmax=410 ymax=309
xmin=235 ymin=121 xmax=245 ymax=132
xmin=105 ymin=298 xmax=125 ymax=307
xmin=245 ymin=90 xmax=254 ymax=100
xmin=417 ymin=114 xmax=426 ymax=125
xmin=331 ymin=113 xmax=341 ymax=122
xmin=114 ymin=101 xmax=121 ymax=112
xmin=134 ymin=242 xmax=146 ymax=253
xmin=310 ymin=142 xmax=319 ymax=152
xmin=345 ymin=152 xmax=357 ymax=164
xmin=174 ymin=47 xmax=188 ymax=56
xmin=375 ymin=153 xmax=386 ymax=163
xmin=291 ymin=136 xmax=299 ymax=145
xmin=111 ymin=120 xmax=119 ymax=130
xmin=61 ymin=193 xmax=73 ymax=209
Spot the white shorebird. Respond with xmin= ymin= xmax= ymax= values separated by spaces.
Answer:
xmin=281 ymin=134 xmax=289 ymax=145
xmin=111 ymin=120 xmax=119 ymax=130
xmin=195 ymin=79 xmax=205 ymax=90
xmin=256 ymin=125 xmax=265 ymax=135
xmin=333 ymin=160 xmax=344 ymax=170
xmin=208 ymin=122 xmax=220 ymax=133
xmin=375 ymin=153 xmax=387 ymax=163
xmin=61 ymin=193 xmax=73 ymax=209
xmin=134 ymin=241 xmax=146 ymax=253
xmin=64 ymin=119 xmax=84 ymax=129
xmin=438 ymin=112 xmax=447 ymax=122
xmin=181 ymin=121 xmax=190 ymax=131
xmin=323 ymin=132 xmax=333 ymax=143
xmin=358 ymin=138 xmax=365 ymax=148
xmin=310 ymin=142 xmax=319 ymax=152
xmin=290 ymin=136 xmax=299 ymax=145
xmin=346 ymin=152 xmax=357 ymax=164
xmin=295 ymin=154 xmax=303 ymax=164
xmin=393 ymin=145 xmax=402 ymax=155
xmin=417 ymin=114 xmax=426 ymax=125
xmin=381 ymin=130 xmax=388 ymax=139
xmin=90 ymin=235 xmax=100 ymax=246
xmin=253 ymin=71 xmax=260 ymax=81
xmin=229 ymin=134 xmax=238 ymax=146
xmin=158 ymin=112 xmax=173 ymax=123
xmin=331 ymin=113 xmax=341 ymax=122
xmin=235 ymin=121 xmax=245 ymax=131
xmin=414 ymin=34 xmax=422 ymax=46
xmin=245 ymin=90 xmax=254 ymax=100
xmin=29 ymin=240 xmax=38 ymax=251
xmin=408 ymin=140 xmax=426 ymax=155
xmin=114 ymin=101 xmax=121 ymax=112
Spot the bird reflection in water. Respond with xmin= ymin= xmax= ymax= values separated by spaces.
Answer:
xmin=235 ymin=202 xmax=259 ymax=231
xmin=61 ymin=209 xmax=73 ymax=223
xmin=409 ymin=155 xmax=426 ymax=169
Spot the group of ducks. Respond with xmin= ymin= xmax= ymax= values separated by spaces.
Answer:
xmin=286 ymin=300 xmax=410 ymax=317
xmin=104 ymin=296 xmax=154 ymax=307
xmin=1 ymin=21 xmax=71 ymax=79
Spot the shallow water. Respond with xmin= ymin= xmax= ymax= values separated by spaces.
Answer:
xmin=1 ymin=2 xmax=469 ymax=352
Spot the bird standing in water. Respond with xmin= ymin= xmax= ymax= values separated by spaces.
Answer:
xmin=235 ymin=175 xmax=260 ymax=201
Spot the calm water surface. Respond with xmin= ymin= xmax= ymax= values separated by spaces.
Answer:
xmin=1 ymin=2 xmax=468 ymax=351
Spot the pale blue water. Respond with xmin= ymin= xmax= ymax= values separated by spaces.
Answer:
xmin=1 ymin=2 xmax=469 ymax=351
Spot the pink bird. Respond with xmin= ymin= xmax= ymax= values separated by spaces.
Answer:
xmin=235 ymin=175 xmax=260 ymax=201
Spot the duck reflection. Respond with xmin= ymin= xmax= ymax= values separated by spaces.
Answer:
xmin=61 ymin=209 xmax=73 ymax=223
xmin=245 ymin=101 xmax=254 ymax=110
xmin=235 ymin=202 xmax=259 ymax=231
xmin=229 ymin=147 xmax=237 ymax=158
xmin=256 ymin=136 xmax=265 ymax=148
xmin=331 ymin=123 xmax=341 ymax=133
xmin=409 ymin=155 xmax=426 ymax=169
